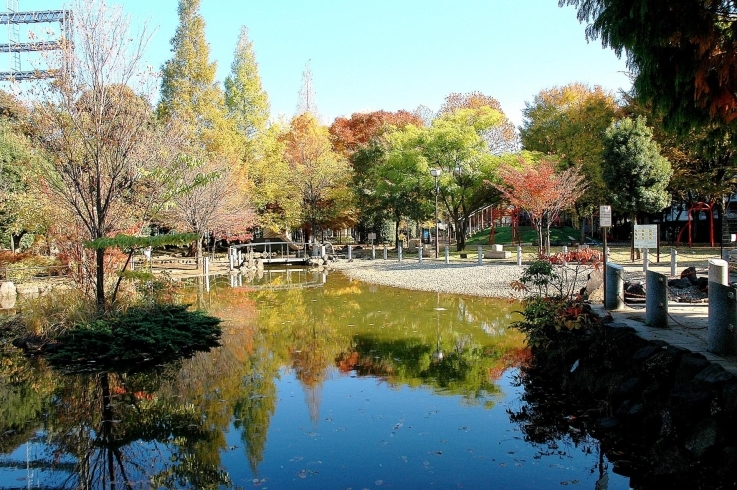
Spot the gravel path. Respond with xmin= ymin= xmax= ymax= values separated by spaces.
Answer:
xmin=328 ymin=259 xmax=534 ymax=298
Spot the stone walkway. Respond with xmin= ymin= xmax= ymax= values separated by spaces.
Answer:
xmin=599 ymin=263 xmax=737 ymax=375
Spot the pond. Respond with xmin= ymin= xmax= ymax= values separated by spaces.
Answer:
xmin=0 ymin=269 xmax=631 ymax=489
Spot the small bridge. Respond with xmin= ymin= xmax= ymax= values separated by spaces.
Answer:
xmin=228 ymin=241 xmax=314 ymax=267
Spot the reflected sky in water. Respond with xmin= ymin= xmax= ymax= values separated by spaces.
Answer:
xmin=0 ymin=269 xmax=630 ymax=489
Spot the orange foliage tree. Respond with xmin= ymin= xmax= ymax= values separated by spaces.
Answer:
xmin=494 ymin=158 xmax=586 ymax=254
xmin=328 ymin=110 xmax=424 ymax=158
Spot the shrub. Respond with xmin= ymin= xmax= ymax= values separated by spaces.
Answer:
xmin=48 ymin=304 xmax=222 ymax=369
xmin=511 ymin=258 xmax=602 ymax=349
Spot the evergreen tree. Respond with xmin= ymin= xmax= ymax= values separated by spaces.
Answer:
xmin=224 ymin=26 xmax=270 ymax=140
xmin=602 ymin=116 xmax=672 ymax=259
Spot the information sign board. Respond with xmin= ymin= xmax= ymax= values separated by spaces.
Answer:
xmin=599 ymin=205 xmax=612 ymax=227
xmin=633 ymin=224 xmax=658 ymax=249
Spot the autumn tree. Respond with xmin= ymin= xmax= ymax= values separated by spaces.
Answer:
xmin=602 ymin=116 xmax=672 ymax=259
xmin=224 ymin=26 xmax=269 ymax=140
xmin=281 ymin=113 xmax=352 ymax=241
xmin=158 ymin=0 xmax=238 ymax=162
xmin=495 ymin=158 xmax=587 ymax=255
xmin=163 ymin=155 xmax=255 ymax=262
xmin=32 ymin=0 xmax=162 ymax=310
xmin=520 ymin=83 xmax=618 ymax=240
xmin=560 ymin=0 xmax=737 ymax=130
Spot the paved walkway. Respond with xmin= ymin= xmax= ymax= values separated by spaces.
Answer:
xmin=596 ymin=262 xmax=737 ymax=375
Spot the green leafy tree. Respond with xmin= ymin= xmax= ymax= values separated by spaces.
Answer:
xmin=329 ymin=110 xmax=424 ymax=241
xmin=602 ymin=116 xmax=672 ymax=259
xmin=375 ymin=124 xmax=433 ymax=246
xmin=0 ymin=118 xmax=50 ymax=252
xmin=520 ymin=83 xmax=618 ymax=240
xmin=422 ymin=106 xmax=503 ymax=251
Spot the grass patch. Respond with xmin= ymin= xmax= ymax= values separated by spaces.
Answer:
xmin=466 ymin=226 xmax=584 ymax=246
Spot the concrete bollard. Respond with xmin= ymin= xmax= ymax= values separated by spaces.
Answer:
xmin=204 ymin=256 xmax=210 ymax=276
xmin=605 ymin=263 xmax=625 ymax=310
xmin=321 ymin=245 xmax=326 ymax=259
xmin=383 ymin=244 xmax=387 ymax=260
xmin=709 ymin=258 xmax=729 ymax=286
xmin=477 ymin=246 xmax=483 ymax=265
xmin=398 ymin=244 xmax=402 ymax=262
xmin=445 ymin=245 xmax=449 ymax=264
xmin=517 ymin=246 xmax=522 ymax=266
xmin=348 ymin=245 xmax=352 ymax=260
xmin=562 ymin=245 xmax=568 ymax=266
xmin=645 ymin=270 xmax=668 ymax=328
xmin=418 ymin=246 xmax=423 ymax=263
xmin=238 ymin=249 xmax=243 ymax=266
xmin=643 ymin=248 xmax=649 ymax=273
xmin=372 ymin=244 xmax=376 ymax=260
xmin=708 ymin=282 xmax=737 ymax=354
xmin=670 ymin=249 xmax=678 ymax=277
xmin=229 ymin=248 xmax=234 ymax=271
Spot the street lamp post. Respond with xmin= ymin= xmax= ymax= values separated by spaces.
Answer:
xmin=430 ymin=168 xmax=442 ymax=258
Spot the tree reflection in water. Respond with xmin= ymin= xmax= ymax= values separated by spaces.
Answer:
xmin=0 ymin=270 xmax=529 ymax=487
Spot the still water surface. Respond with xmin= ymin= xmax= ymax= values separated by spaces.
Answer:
xmin=0 ymin=269 xmax=630 ymax=489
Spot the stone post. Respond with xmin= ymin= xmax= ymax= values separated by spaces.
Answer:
xmin=348 ymin=245 xmax=352 ymax=260
xmin=562 ymin=245 xmax=568 ymax=266
xmin=445 ymin=245 xmax=449 ymax=264
xmin=383 ymin=244 xmax=387 ymax=260
xmin=321 ymin=245 xmax=326 ymax=260
xmin=418 ymin=246 xmax=423 ymax=263
xmin=709 ymin=258 xmax=729 ymax=286
xmin=643 ymin=248 xmax=649 ymax=273
xmin=670 ymin=249 xmax=678 ymax=277
xmin=605 ymin=263 xmax=625 ymax=310
xmin=229 ymin=247 xmax=234 ymax=271
xmin=398 ymin=244 xmax=403 ymax=262
xmin=204 ymin=256 xmax=210 ymax=276
xmin=645 ymin=270 xmax=668 ymax=328
xmin=708 ymin=282 xmax=737 ymax=355
xmin=516 ymin=246 xmax=522 ymax=266
xmin=372 ymin=244 xmax=376 ymax=260
xmin=477 ymin=246 xmax=483 ymax=265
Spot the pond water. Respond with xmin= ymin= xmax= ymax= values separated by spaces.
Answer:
xmin=0 ymin=269 xmax=631 ymax=489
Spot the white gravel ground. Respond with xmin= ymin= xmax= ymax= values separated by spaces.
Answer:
xmin=328 ymin=259 xmax=534 ymax=298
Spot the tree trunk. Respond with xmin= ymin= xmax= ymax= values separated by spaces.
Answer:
xmin=394 ymin=214 xmax=401 ymax=248
xmin=630 ymin=214 xmax=638 ymax=262
xmin=96 ymin=247 xmax=106 ymax=312
xmin=455 ymin=218 xmax=466 ymax=251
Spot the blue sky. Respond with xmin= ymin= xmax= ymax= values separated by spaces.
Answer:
xmin=7 ymin=0 xmax=631 ymax=127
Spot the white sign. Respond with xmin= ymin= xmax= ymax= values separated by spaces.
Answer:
xmin=633 ymin=224 xmax=658 ymax=249
xmin=368 ymin=233 xmax=377 ymax=240
xmin=599 ymin=205 xmax=612 ymax=228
